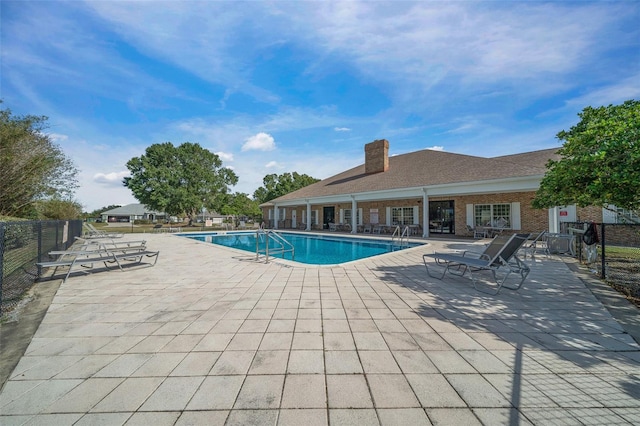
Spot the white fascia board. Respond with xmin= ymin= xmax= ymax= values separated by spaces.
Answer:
xmin=268 ymin=175 xmax=543 ymax=207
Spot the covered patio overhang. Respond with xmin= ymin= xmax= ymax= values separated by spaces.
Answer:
xmin=264 ymin=175 xmax=543 ymax=237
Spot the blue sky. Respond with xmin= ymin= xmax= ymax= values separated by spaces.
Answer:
xmin=2 ymin=1 xmax=639 ymax=211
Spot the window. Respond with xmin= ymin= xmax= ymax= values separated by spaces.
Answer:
xmin=474 ymin=204 xmax=511 ymax=227
xmin=391 ymin=207 xmax=414 ymax=226
xmin=344 ymin=209 xmax=361 ymax=225
xmin=311 ymin=210 xmax=318 ymax=225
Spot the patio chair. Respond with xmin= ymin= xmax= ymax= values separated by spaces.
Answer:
xmin=466 ymin=224 xmax=487 ymax=239
xmin=520 ymin=230 xmax=548 ymax=259
xmin=423 ymin=233 xmax=531 ymax=294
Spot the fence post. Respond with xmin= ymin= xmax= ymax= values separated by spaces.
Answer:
xmin=0 ymin=223 xmax=5 ymax=314
xmin=600 ymin=223 xmax=606 ymax=279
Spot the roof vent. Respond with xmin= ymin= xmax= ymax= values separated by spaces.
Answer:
xmin=365 ymin=139 xmax=389 ymax=174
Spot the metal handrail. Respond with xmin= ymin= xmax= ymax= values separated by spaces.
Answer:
xmin=391 ymin=225 xmax=410 ymax=249
xmin=255 ymin=229 xmax=295 ymax=262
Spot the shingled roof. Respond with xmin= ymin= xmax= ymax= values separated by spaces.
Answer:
xmin=269 ymin=146 xmax=560 ymax=203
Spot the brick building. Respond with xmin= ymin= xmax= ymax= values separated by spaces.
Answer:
xmin=260 ymin=139 xmax=612 ymax=237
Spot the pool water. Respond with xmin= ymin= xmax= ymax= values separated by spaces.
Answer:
xmin=179 ymin=231 xmax=423 ymax=265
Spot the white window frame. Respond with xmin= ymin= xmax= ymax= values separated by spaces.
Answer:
xmin=391 ymin=206 xmax=415 ymax=226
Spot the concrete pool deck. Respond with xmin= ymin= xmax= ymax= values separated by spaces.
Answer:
xmin=1 ymin=233 xmax=639 ymax=425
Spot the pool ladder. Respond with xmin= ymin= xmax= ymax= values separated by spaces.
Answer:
xmin=391 ymin=225 xmax=410 ymax=250
xmin=255 ymin=229 xmax=295 ymax=262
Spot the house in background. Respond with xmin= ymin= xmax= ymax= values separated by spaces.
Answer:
xmin=101 ymin=204 xmax=167 ymax=223
xmin=260 ymin=139 xmax=616 ymax=237
xmin=101 ymin=204 xmax=227 ymax=225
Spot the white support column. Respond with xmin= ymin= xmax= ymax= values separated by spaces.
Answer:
xmin=274 ymin=204 xmax=279 ymax=229
xmin=423 ymin=189 xmax=429 ymax=238
xmin=351 ymin=197 xmax=357 ymax=234
xmin=306 ymin=201 xmax=311 ymax=231
xmin=549 ymin=207 xmax=559 ymax=234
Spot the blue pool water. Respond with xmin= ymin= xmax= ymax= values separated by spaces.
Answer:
xmin=178 ymin=231 xmax=423 ymax=265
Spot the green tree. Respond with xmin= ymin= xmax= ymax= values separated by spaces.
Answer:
xmin=533 ymin=100 xmax=640 ymax=214
xmin=0 ymin=104 xmax=79 ymax=217
xmin=35 ymin=197 xmax=83 ymax=220
xmin=253 ymin=172 xmax=320 ymax=204
xmin=220 ymin=192 xmax=262 ymax=221
xmin=124 ymin=142 xmax=238 ymax=225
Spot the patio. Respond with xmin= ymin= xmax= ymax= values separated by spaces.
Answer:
xmin=1 ymin=233 xmax=639 ymax=425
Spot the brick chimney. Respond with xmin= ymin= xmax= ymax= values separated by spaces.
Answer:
xmin=365 ymin=139 xmax=389 ymax=174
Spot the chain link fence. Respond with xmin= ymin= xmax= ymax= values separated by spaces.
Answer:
xmin=561 ymin=222 xmax=640 ymax=304
xmin=0 ymin=220 xmax=83 ymax=315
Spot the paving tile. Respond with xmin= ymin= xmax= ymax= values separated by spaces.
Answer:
xmin=131 ymin=352 xmax=186 ymax=377
xmin=329 ymin=408 xmax=379 ymax=425
xmin=175 ymin=410 xmax=229 ymax=426
xmin=368 ymin=374 xmax=420 ymax=408
xmin=457 ymin=350 xmax=512 ymax=373
xmin=91 ymin=377 xmax=163 ymax=412
xmin=191 ymin=333 xmax=234 ymax=351
xmin=353 ymin=332 xmax=389 ymax=350
xmin=139 ymin=376 xmax=204 ymax=411
xmin=94 ymin=353 xmax=153 ymax=377
xmin=266 ymin=319 xmax=296 ymax=333
xmin=349 ymin=319 xmax=378 ymax=332
xmin=170 ymin=352 xmax=221 ymax=376
xmin=445 ymin=374 xmax=512 ymax=408
xmin=233 ymin=375 xmax=284 ymax=408
xmin=377 ymin=408 xmax=430 ymax=426
xmin=327 ymin=375 xmax=374 ymax=408
xmin=424 ymin=351 xmax=476 ymax=374
xmin=288 ymin=350 xmax=324 ymax=374
xmin=281 ymin=374 xmax=327 ymax=408
xmin=382 ymin=332 xmax=420 ymax=350
xmin=225 ymin=409 xmax=278 ymax=426
xmin=392 ymin=351 xmax=439 ymax=374
xmin=185 ymin=375 xmax=244 ymax=410
xmin=359 ymin=351 xmax=402 ymax=374
xmin=248 ymin=350 xmax=289 ymax=374
xmin=124 ymin=411 xmax=181 ymax=425
xmin=426 ymin=407 xmax=482 ymax=425
xmin=324 ymin=333 xmax=356 ymax=350
xmin=374 ymin=319 xmax=406 ymax=333
xmin=43 ymin=377 xmax=123 ymax=413
xmin=323 ymin=319 xmax=351 ymax=332
xmin=259 ymin=332 xmax=294 ymax=350
xmin=157 ymin=334 xmax=204 ymax=353
xmin=209 ymin=350 xmax=255 ymax=375
xmin=411 ymin=333 xmax=453 ymax=351
xmin=75 ymin=412 xmax=133 ymax=425
xmin=292 ymin=332 xmax=324 ymax=349
xmin=295 ymin=319 xmax=323 ymax=332
xmin=405 ymin=374 xmax=466 ymax=408
xmin=278 ymin=409 xmax=328 ymax=426
xmin=227 ymin=331 xmax=265 ymax=350
xmin=325 ymin=351 xmax=364 ymax=374
xmin=54 ymin=354 xmax=119 ymax=379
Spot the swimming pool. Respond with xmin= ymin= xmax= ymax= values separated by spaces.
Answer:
xmin=178 ymin=231 xmax=424 ymax=265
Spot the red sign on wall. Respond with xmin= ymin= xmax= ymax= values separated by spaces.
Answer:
xmin=560 ymin=211 xmax=568 ymax=216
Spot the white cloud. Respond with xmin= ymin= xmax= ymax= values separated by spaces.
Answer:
xmin=426 ymin=146 xmax=444 ymax=151
xmin=334 ymin=127 xmax=351 ymax=132
xmin=242 ymin=132 xmax=276 ymax=152
xmin=216 ymin=151 xmax=234 ymax=162
xmin=93 ymin=171 xmax=130 ymax=187
xmin=47 ymin=132 xmax=68 ymax=142
xmin=265 ymin=161 xmax=281 ymax=169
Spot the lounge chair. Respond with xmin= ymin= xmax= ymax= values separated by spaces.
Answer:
xmin=84 ymin=223 xmax=124 ymax=239
xmin=521 ymin=231 xmax=548 ymax=259
xmin=423 ymin=233 xmax=531 ymax=294
xmin=38 ymin=240 xmax=159 ymax=282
